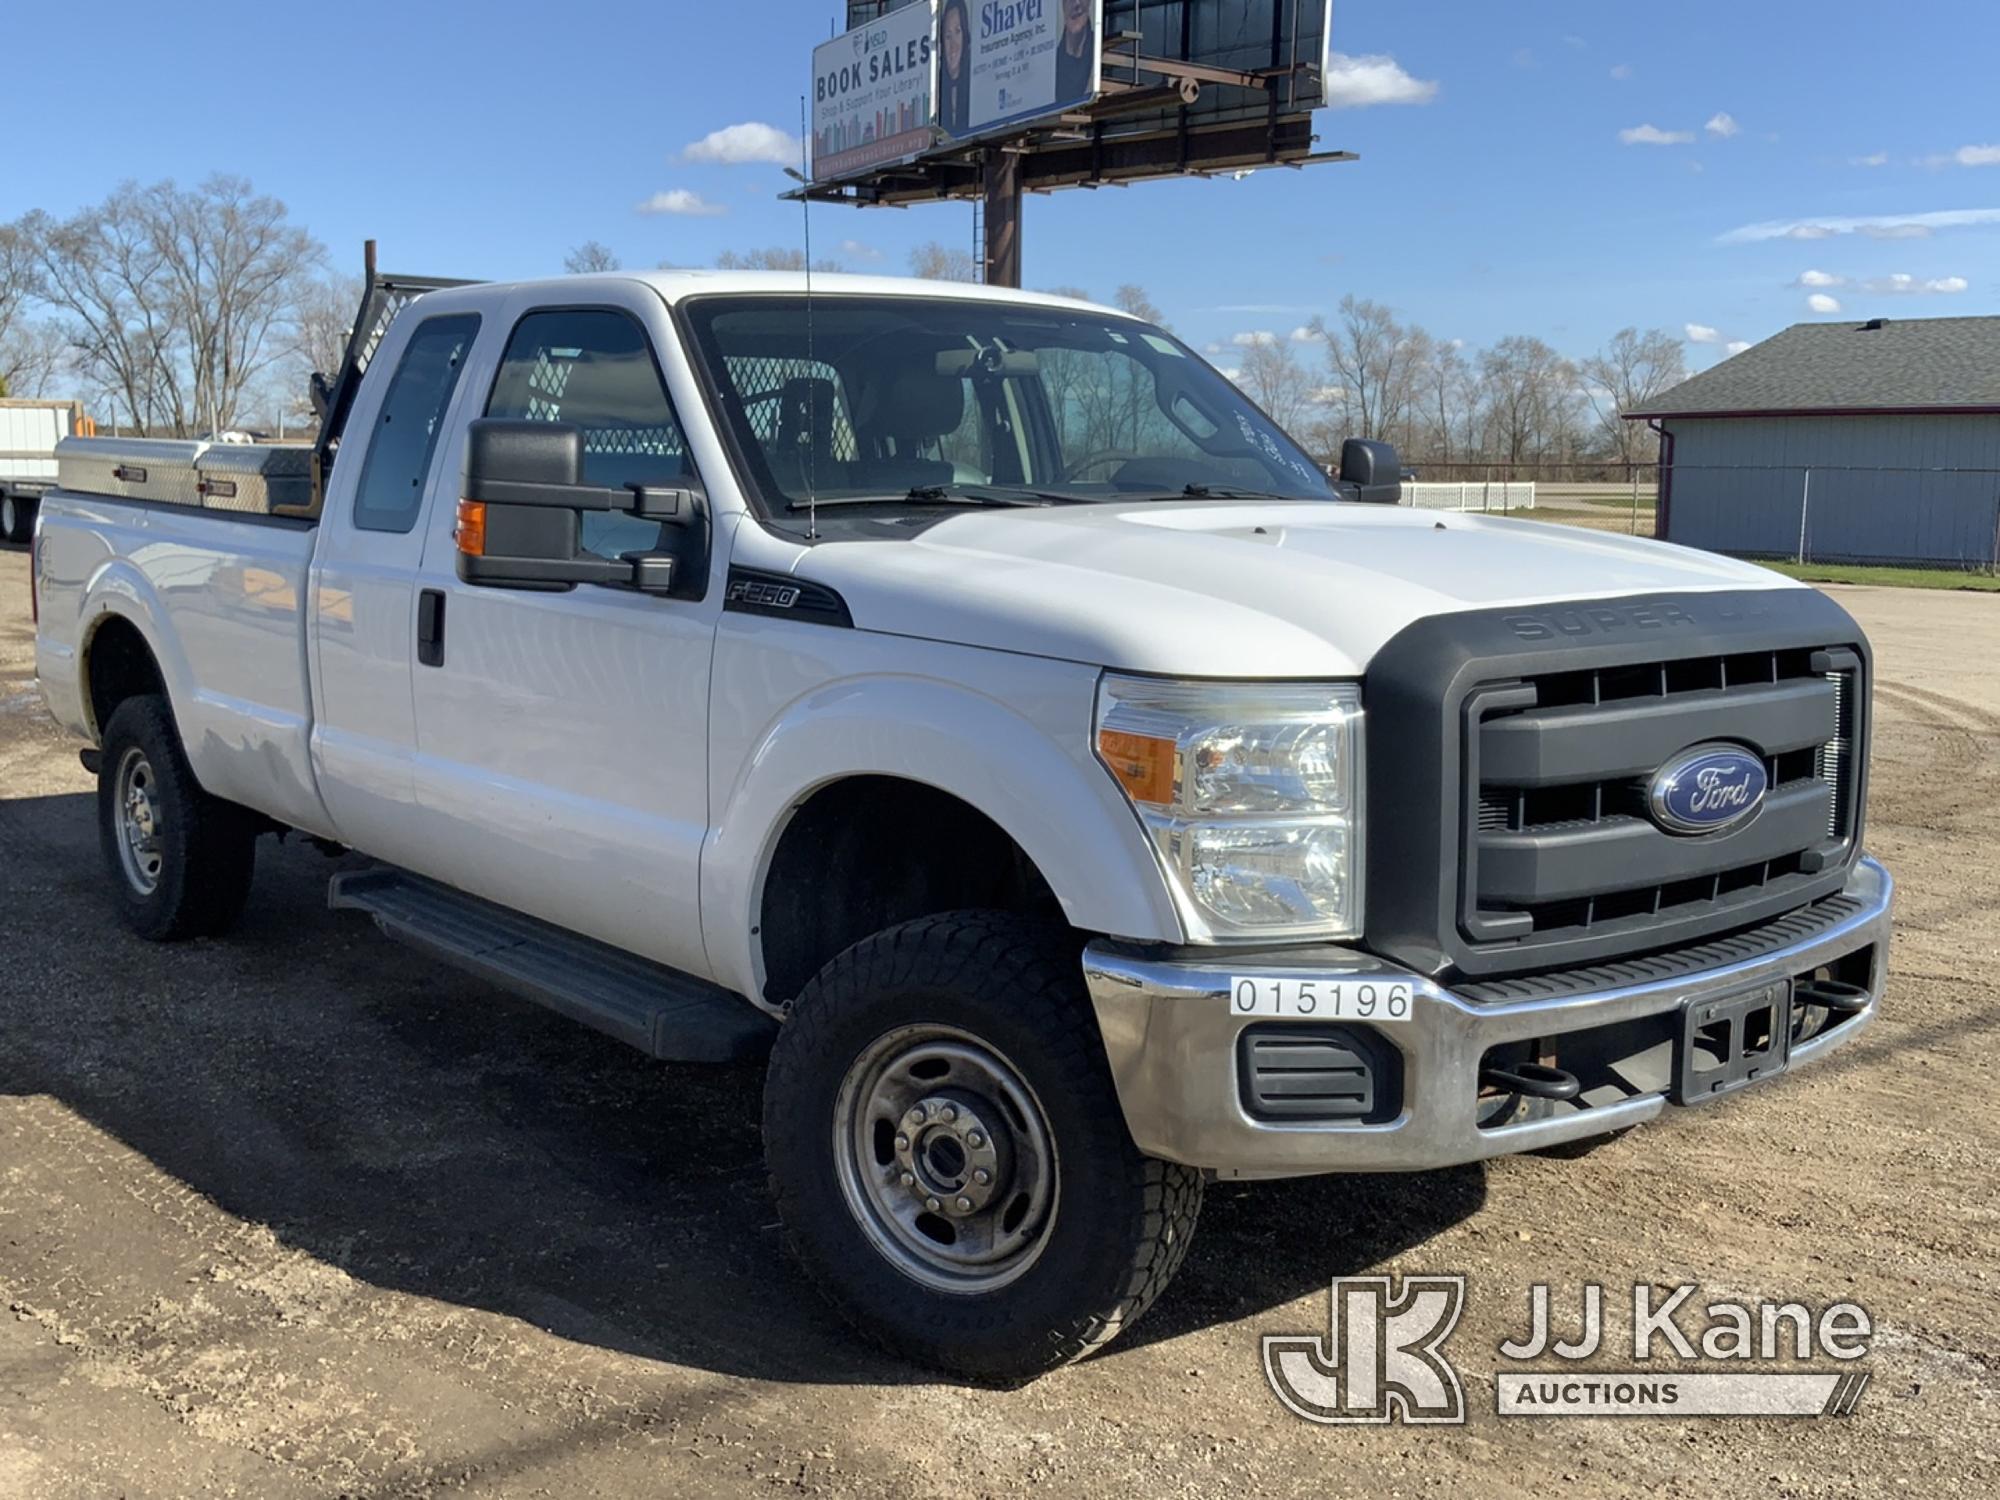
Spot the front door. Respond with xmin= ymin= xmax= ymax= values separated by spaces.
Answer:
xmin=404 ymin=294 xmax=722 ymax=976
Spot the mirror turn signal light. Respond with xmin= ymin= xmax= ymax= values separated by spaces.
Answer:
xmin=454 ymin=499 xmax=486 ymax=557
xmin=1097 ymin=728 xmax=1175 ymax=807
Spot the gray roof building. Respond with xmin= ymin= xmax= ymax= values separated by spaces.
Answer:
xmin=1625 ymin=316 xmax=2000 ymax=568
xmin=1629 ymin=315 xmax=2000 ymax=419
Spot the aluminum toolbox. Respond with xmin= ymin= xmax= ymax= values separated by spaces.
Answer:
xmin=55 ymin=436 xmax=209 ymax=507
xmin=194 ymin=444 xmax=317 ymax=518
xmin=56 ymin=437 xmax=318 ymax=518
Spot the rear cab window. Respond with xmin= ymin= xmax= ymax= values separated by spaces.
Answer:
xmin=352 ymin=314 xmax=482 ymax=534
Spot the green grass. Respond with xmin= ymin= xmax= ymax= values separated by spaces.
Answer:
xmin=1757 ymin=560 xmax=2000 ymax=592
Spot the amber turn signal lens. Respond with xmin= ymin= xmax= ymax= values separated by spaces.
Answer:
xmin=1097 ymin=728 xmax=1176 ymax=807
xmin=454 ymin=499 xmax=486 ymax=556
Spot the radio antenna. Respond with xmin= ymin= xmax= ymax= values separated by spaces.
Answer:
xmin=798 ymin=93 xmax=820 ymax=542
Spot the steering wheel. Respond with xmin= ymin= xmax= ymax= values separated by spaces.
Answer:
xmin=1066 ymin=449 xmax=1143 ymax=482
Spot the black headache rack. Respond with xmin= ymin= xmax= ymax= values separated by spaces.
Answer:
xmin=309 ymin=240 xmax=479 ymax=513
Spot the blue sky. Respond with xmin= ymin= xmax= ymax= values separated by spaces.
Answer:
xmin=5 ymin=0 xmax=1998 ymax=372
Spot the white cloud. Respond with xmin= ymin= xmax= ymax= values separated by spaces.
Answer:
xmin=1849 ymin=151 xmax=1889 ymax=168
xmin=1288 ymin=325 xmax=1321 ymax=343
xmin=838 ymin=239 xmax=883 ymax=262
xmin=1725 ymin=341 xmax=1752 ymax=355
xmin=1705 ymin=112 xmax=1741 ymax=139
xmin=1231 ymin=330 xmax=1279 ymax=347
xmin=1609 ymin=63 xmax=1633 ymax=80
xmin=635 ymin=189 xmax=726 ymax=217
xmin=1954 ymin=144 xmax=2000 ymax=167
xmin=1620 ymin=123 xmax=1695 ymax=146
xmin=681 ymin=122 xmax=802 ymax=166
xmin=1322 ymin=52 xmax=1439 ymax=108
xmin=1861 ymin=273 xmax=1969 ymax=294
xmin=1218 ymin=367 xmax=1244 ymax=384
xmin=1684 ymin=322 xmax=1723 ymax=344
xmin=1562 ymin=34 xmax=1588 ymax=50
xmin=1806 ymin=292 xmax=1843 ymax=314
xmin=1796 ymin=269 xmax=1846 ymax=287
xmin=1718 ymin=207 xmax=2000 ymax=244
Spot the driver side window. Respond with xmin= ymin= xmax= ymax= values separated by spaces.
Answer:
xmin=485 ymin=309 xmax=694 ymax=559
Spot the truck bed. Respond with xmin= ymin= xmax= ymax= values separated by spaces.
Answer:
xmin=32 ymin=487 xmax=336 ymax=841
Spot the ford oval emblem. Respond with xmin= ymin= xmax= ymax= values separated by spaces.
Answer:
xmin=1647 ymin=743 xmax=1769 ymax=836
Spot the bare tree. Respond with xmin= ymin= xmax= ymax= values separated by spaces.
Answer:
xmin=908 ymin=241 xmax=978 ymax=282
xmin=714 ymin=246 xmax=840 ymax=272
xmin=563 ymin=240 xmax=621 ymax=274
xmin=1479 ymin=335 xmax=1573 ymax=467
xmin=1312 ymin=296 xmax=1417 ymax=441
xmin=1113 ymin=284 xmax=1166 ymax=326
xmin=1413 ymin=335 xmax=1472 ymax=468
xmin=146 ymin=176 xmax=323 ymax=435
xmin=1235 ymin=336 xmax=1317 ymax=436
xmin=1581 ymin=327 xmax=1685 ymax=464
xmin=19 ymin=177 xmax=320 ymax=434
xmin=293 ymin=275 xmax=361 ymax=386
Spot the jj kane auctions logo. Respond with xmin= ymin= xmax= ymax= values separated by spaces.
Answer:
xmin=1265 ymin=1277 xmax=1874 ymax=1423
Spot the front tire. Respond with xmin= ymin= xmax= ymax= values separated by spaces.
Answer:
xmin=763 ymin=911 xmax=1202 ymax=1381
xmin=97 ymin=695 xmax=258 ymax=941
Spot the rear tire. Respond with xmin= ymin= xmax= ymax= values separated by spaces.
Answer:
xmin=0 ymin=492 xmax=32 ymax=544
xmin=763 ymin=911 xmax=1202 ymax=1381
xmin=96 ymin=695 xmax=258 ymax=941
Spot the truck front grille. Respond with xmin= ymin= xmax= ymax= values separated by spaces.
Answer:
xmin=1463 ymin=646 xmax=1864 ymax=953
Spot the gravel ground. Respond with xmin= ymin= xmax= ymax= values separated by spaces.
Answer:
xmin=0 ymin=545 xmax=1994 ymax=1498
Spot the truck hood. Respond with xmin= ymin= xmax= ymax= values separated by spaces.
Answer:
xmin=789 ymin=500 xmax=1802 ymax=677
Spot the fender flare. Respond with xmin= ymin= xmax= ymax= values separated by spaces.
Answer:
xmin=74 ymin=558 xmax=195 ymax=738
xmin=700 ymin=673 xmax=1184 ymax=1003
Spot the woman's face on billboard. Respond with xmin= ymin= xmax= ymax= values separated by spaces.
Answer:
xmin=943 ymin=7 xmax=965 ymax=74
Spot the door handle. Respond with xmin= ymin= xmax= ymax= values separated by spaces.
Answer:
xmin=416 ymin=588 xmax=446 ymax=668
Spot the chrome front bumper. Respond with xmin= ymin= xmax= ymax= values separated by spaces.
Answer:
xmin=1083 ymin=857 xmax=1892 ymax=1178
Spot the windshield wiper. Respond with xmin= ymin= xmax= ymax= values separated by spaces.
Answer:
xmin=787 ymin=484 xmax=1066 ymax=512
xmin=1176 ymin=483 xmax=1297 ymax=500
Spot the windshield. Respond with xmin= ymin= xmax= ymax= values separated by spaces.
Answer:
xmin=678 ymin=294 xmax=1335 ymax=518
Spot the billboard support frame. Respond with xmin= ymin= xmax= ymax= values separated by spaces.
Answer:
xmin=797 ymin=1 xmax=1353 ymax=289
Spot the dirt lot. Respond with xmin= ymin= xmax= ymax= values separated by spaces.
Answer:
xmin=0 ymin=546 xmax=1994 ymax=1498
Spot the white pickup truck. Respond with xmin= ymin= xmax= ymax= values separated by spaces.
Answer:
xmin=30 ymin=268 xmax=1891 ymax=1379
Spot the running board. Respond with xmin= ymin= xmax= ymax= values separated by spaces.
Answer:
xmin=328 ymin=868 xmax=776 ymax=1063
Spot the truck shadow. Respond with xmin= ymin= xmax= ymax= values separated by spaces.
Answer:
xmin=0 ymin=789 xmax=1483 ymax=1387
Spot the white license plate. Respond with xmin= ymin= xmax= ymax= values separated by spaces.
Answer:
xmin=1229 ymin=976 xmax=1416 ymax=1023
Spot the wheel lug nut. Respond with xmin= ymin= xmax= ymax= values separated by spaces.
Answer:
xmin=955 ymin=1196 xmax=972 ymax=1212
xmin=907 ymin=1108 xmax=924 ymax=1126
xmin=940 ymin=1106 xmax=957 ymax=1123
xmin=900 ymin=1172 xmax=915 ymax=1187
xmin=924 ymin=1196 xmax=941 ymax=1212
xmin=967 ymin=1131 xmax=984 ymax=1148
xmin=894 ymin=1134 xmax=909 ymax=1151
xmin=973 ymin=1168 xmax=991 ymax=1185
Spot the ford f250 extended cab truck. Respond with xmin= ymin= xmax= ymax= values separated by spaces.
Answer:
xmin=31 ymin=268 xmax=1892 ymax=1380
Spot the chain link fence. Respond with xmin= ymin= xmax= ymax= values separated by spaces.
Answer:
xmin=1400 ymin=460 xmax=2000 ymax=572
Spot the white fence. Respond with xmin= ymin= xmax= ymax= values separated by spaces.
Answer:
xmin=1399 ymin=481 xmax=1536 ymax=512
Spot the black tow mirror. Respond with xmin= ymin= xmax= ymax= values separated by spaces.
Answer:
xmin=1336 ymin=438 xmax=1404 ymax=505
xmin=456 ymin=419 xmax=707 ymax=596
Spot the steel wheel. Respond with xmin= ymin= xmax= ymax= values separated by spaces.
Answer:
xmin=113 ymin=745 xmax=165 ymax=895
xmin=833 ymin=1023 xmax=1059 ymax=1294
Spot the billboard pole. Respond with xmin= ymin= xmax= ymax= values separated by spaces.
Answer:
xmin=981 ymin=151 xmax=1022 ymax=287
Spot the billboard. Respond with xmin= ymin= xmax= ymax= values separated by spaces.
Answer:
xmin=938 ymin=0 xmax=1103 ymax=142
xmin=812 ymin=3 xmax=938 ymax=183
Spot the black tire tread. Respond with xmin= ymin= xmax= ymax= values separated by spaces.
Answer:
xmin=764 ymin=910 xmax=1202 ymax=1379
xmin=97 ymin=695 xmax=257 ymax=941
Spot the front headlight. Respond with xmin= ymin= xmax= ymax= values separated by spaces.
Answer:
xmin=1094 ymin=675 xmax=1364 ymax=942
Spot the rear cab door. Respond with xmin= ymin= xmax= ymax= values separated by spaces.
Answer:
xmin=308 ymin=296 xmax=488 ymax=865
xmin=400 ymin=281 xmax=733 ymax=976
